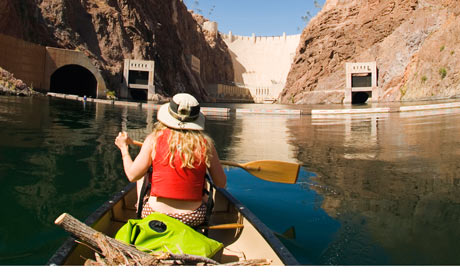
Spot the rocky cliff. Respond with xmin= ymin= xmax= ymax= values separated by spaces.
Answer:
xmin=0 ymin=66 xmax=38 ymax=96
xmin=0 ymin=0 xmax=233 ymax=101
xmin=280 ymin=0 xmax=460 ymax=104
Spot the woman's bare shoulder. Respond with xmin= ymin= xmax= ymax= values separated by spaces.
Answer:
xmin=145 ymin=132 xmax=156 ymax=140
xmin=141 ymin=132 xmax=158 ymax=148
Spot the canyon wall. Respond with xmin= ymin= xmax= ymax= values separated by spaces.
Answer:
xmin=3 ymin=0 xmax=459 ymax=104
xmin=281 ymin=0 xmax=460 ymax=104
xmin=0 ymin=0 xmax=233 ymax=101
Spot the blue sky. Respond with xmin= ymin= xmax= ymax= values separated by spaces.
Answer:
xmin=183 ymin=0 xmax=325 ymax=36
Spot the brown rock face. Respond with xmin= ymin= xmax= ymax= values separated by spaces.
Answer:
xmin=0 ymin=0 xmax=55 ymax=46
xmin=281 ymin=0 xmax=460 ymax=104
xmin=0 ymin=0 xmax=233 ymax=101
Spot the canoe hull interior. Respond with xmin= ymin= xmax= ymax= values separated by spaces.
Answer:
xmin=48 ymin=182 xmax=298 ymax=266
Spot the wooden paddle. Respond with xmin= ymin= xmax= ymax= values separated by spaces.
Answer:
xmin=132 ymin=140 xmax=143 ymax=147
xmin=131 ymin=140 xmax=300 ymax=184
xmin=219 ymin=160 xmax=300 ymax=184
xmin=200 ymin=223 xmax=244 ymax=230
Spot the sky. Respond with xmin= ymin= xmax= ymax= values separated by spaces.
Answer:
xmin=183 ymin=0 xmax=326 ymax=36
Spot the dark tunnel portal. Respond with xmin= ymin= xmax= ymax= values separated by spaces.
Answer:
xmin=50 ymin=65 xmax=97 ymax=97
xmin=352 ymin=92 xmax=370 ymax=104
xmin=129 ymin=88 xmax=147 ymax=101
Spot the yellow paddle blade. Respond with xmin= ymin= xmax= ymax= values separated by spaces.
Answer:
xmin=222 ymin=160 xmax=300 ymax=184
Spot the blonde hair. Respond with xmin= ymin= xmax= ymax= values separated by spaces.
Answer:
xmin=150 ymin=122 xmax=213 ymax=168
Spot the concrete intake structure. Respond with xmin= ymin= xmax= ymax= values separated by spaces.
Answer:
xmin=221 ymin=31 xmax=300 ymax=103
xmin=345 ymin=62 xmax=379 ymax=104
xmin=121 ymin=59 xmax=155 ymax=101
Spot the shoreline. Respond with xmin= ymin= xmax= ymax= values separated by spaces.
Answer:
xmin=45 ymin=92 xmax=460 ymax=116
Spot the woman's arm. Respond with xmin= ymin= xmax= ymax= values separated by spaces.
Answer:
xmin=208 ymin=144 xmax=227 ymax=188
xmin=115 ymin=132 xmax=154 ymax=182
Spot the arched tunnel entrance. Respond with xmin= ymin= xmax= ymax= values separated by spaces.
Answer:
xmin=352 ymin=92 xmax=370 ymax=104
xmin=50 ymin=65 xmax=97 ymax=97
xmin=129 ymin=89 xmax=147 ymax=101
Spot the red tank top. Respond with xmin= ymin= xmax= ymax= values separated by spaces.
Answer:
xmin=150 ymin=129 xmax=207 ymax=201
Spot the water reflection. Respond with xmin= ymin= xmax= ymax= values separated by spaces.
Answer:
xmin=1 ymin=95 xmax=460 ymax=265
xmin=1 ymin=99 xmax=129 ymax=222
xmin=0 ymin=97 xmax=135 ymax=264
xmin=291 ymin=109 xmax=460 ymax=264
xmin=312 ymin=113 xmax=390 ymax=160
xmin=226 ymin=114 xmax=300 ymax=162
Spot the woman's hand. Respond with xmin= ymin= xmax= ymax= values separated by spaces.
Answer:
xmin=120 ymin=133 xmax=154 ymax=182
xmin=115 ymin=131 xmax=133 ymax=151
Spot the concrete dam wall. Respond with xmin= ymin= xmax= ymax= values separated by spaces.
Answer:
xmin=221 ymin=32 xmax=300 ymax=103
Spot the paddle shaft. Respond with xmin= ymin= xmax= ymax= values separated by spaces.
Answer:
xmin=220 ymin=161 xmax=248 ymax=170
xmin=132 ymin=140 xmax=143 ymax=147
xmin=202 ymin=223 xmax=244 ymax=230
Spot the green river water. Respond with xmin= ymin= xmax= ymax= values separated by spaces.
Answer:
xmin=1 ymin=95 xmax=460 ymax=265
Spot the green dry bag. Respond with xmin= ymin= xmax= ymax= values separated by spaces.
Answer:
xmin=114 ymin=212 xmax=223 ymax=258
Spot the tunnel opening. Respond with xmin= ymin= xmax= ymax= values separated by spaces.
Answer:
xmin=352 ymin=92 xmax=370 ymax=104
xmin=50 ymin=65 xmax=97 ymax=97
xmin=129 ymin=88 xmax=147 ymax=101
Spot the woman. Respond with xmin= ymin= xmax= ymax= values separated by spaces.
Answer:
xmin=114 ymin=93 xmax=226 ymax=227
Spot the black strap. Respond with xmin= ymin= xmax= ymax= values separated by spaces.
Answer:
xmin=168 ymin=99 xmax=200 ymax=121
xmin=136 ymin=168 xmax=152 ymax=219
xmin=202 ymin=174 xmax=215 ymax=236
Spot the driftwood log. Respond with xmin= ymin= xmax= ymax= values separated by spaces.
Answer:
xmin=54 ymin=213 xmax=271 ymax=266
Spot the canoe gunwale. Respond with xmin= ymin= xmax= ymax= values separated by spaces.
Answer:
xmin=215 ymin=187 xmax=299 ymax=265
xmin=47 ymin=182 xmax=137 ymax=265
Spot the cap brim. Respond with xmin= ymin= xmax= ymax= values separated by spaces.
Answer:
xmin=157 ymin=103 xmax=205 ymax=130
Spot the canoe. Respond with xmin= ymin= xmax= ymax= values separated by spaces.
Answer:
xmin=47 ymin=181 xmax=299 ymax=266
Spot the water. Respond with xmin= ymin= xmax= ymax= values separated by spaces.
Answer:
xmin=1 ymin=95 xmax=460 ymax=265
